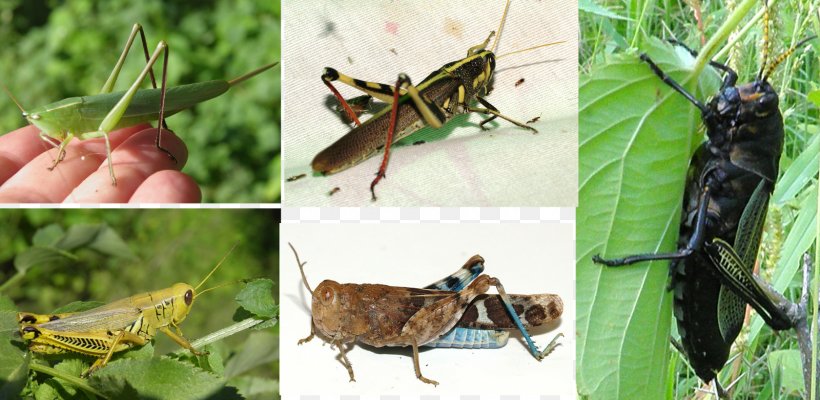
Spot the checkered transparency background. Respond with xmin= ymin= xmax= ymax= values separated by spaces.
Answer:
xmin=282 ymin=206 xmax=574 ymax=223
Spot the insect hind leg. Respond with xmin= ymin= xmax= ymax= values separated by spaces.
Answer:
xmin=487 ymin=276 xmax=563 ymax=360
xmin=322 ymin=67 xmax=406 ymax=127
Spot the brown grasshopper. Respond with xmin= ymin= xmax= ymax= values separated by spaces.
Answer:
xmin=288 ymin=243 xmax=563 ymax=386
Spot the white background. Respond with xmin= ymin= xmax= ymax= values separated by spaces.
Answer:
xmin=282 ymin=0 xmax=577 ymax=206
xmin=280 ymin=223 xmax=575 ymax=396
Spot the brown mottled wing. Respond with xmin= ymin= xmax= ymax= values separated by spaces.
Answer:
xmin=456 ymin=294 xmax=563 ymax=329
xmin=354 ymin=284 xmax=456 ymax=339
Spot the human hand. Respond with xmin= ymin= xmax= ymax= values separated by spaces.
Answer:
xmin=0 ymin=123 xmax=201 ymax=203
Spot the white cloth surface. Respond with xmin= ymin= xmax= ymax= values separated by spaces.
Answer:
xmin=282 ymin=0 xmax=577 ymax=206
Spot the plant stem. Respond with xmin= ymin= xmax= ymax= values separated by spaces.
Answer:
xmin=29 ymin=362 xmax=108 ymax=399
xmin=174 ymin=317 xmax=277 ymax=354
xmin=0 ymin=270 xmax=25 ymax=293
xmin=691 ymin=0 xmax=757 ymax=78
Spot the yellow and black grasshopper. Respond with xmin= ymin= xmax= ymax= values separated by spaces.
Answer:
xmin=286 ymin=0 xmax=567 ymax=202
xmin=16 ymin=248 xmax=234 ymax=376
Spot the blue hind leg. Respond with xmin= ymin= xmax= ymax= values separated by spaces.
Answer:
xmin=491 ymin=277 xmax=563 ymax=360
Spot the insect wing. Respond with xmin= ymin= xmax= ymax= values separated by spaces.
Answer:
xmin=33 ymin=303 xmax=141 ymax=333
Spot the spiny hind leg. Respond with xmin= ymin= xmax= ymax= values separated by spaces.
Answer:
xmin=486 ymin=276 xmax=561 ymax=359
xmin=369 ymin=73 xmax=446 ymax=201
xmin=83 ymin=330 xmax=147 ymax=377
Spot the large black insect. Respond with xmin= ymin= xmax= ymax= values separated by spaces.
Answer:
xmin=593 ymin=36 xmax=813 ymax=389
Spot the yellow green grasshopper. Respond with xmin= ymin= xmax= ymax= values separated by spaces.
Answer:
xmin=4 ymin=24 xmax=277 ymax=185
xmin=16 ymin=247 xmax=236 ymax=376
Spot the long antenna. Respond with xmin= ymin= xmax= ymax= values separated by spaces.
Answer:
xmin=757 ymin=0 xmax=771 ymax=81
xmin=496 ymin=41 xmax=566 ymax=60
xmin=490 ymin=0 xmax=511 ymax=53
xmin=2 ymin=85 xmax=26 ymax=114
xmin=195 ymin=279 xmax=250 ymax=299
xmin=762 ymin=35 xmax=816 ymax=81
xmin=228 ymin=62 xmax=278 ymax=86
xmin=195 ymin=243 xmax=239 ymax=291
xmin=288 ymin=242 xmax=313 ymax=295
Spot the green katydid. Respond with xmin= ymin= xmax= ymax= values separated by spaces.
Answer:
xmin=3 ymin=23 xmax=277 ymax=185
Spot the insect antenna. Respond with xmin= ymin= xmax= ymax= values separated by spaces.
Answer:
xmin=228 ymin=62 xmax=279 ymax=86
xmin=489 ymin=0 xmax=511 ymax=53
xmin=195 ymin=278 xmax=252 ymax=299
xmin=2 ymin=85 xmax=27 ymax=114
xmin=761 ymin=35 xmax=816 ymax=81
xmin=757 ymin=0 xmax=771 ymax=81
xmin=194 ymin=243 xmax=239 ymax=292
xmin=288 ymin=242 xmax=313 ymax=295
xmin=495 ymin=41 xmax=566 ymax=61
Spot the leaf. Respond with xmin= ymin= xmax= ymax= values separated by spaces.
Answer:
xmin=228 ymin=376 xmax=278 ymax=400
xmin=89 ymin=358 xmax=239 ymax=400
xmin=807 ymin=89 xmax=820 ymax=108
xmin=767 ymin=349 xmax=804 ymax=396
xmin=579 ymin=0 xmax=632 ymax=21
xmin=577 ymin=37 xmax=720 ymax=399
xmin=223 ymin=331 xmax=278 ymax=379
xmin=772 ymin=127 xmax=819 ymax=203
xmin=58 ymin=224 xmax=104 ymax=251
xmin=235 ymin=279 xmax=277 ymax=319
xmin=31 ymin=224 xmax=64 ymax=247
xmin=0 ymin=295 xmax=28 ymax=399
xmin=88 ymin=226 xmax=137 ymax=261
xmin=34 ymin=359 xmax=86 ymax=400
xmin=14 ymin=247 xmax=71 ymax=275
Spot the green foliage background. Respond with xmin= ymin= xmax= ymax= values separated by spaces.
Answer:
xmin=0 ymin=0 xmax=281 ymax=203
xmin=578 ymin=0 xmax=818 ymax=398
xmin=0 ymin=209 xmax=280 ymax=399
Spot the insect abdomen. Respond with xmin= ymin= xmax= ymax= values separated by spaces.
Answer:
xmin=424 ymin=327 xmax=509 ymax=349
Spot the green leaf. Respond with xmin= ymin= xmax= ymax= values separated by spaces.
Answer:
xmin=223 ymin=331 xmax=277 ymax=379
xmin=31 ymin=224 xmax=65 ymax=247
xmin=577 ymin=37 xmax=720 ymax=399
xmin=14 ymin=247 xmax=71 ymax=275
xmin=579 ymin=0 xmax=632 ymax=21
xmin=807 ymin=89 xmax=820 ymax=108
xmin=58 ymin=224 xmax=104 ymax=251
xmin=34 ymin=359 xmax=86 ymax=399
xmin=0 ymin=295 xmax=18 ymax=332
xmin=90 ymin=358 xmax=239 ymax=400
xmin=0 ymin=295 xmax=28 ymax=399
xmin=88 ymin=225 xmax=137 ymax=261
xmin=228 ymin=376 xmax=278 ymax=400
xmin=772 ymin=127 xmax=819 ymax=203
xmin=235 ymin=279 xmax=277 ymax=319
xmin=767 ymin=349 xmax=804 ymax=396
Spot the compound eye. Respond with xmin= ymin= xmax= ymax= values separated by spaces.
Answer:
xmin=184 ymin=290 xmax=193 ymax=305
xmin=725 ymin=87 xmax=740 ymax=103
xmin=321 ymin=287 xmax=335 ymax=305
